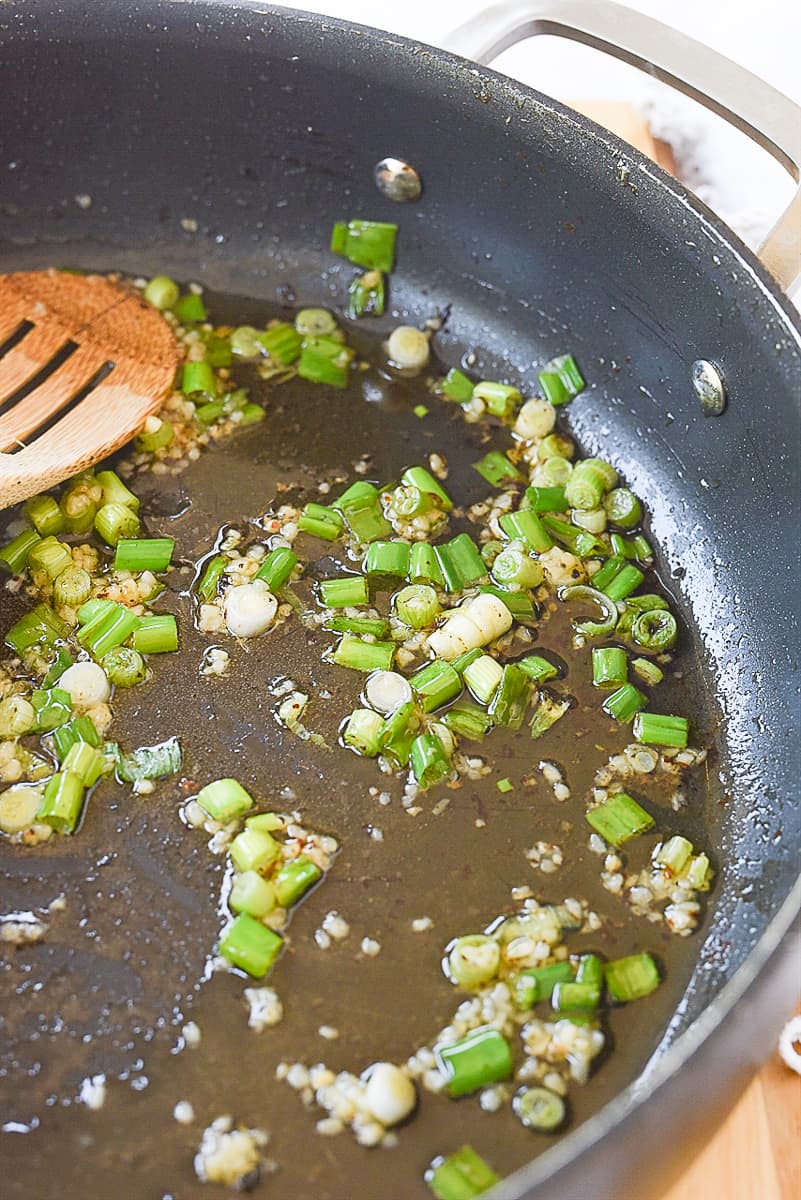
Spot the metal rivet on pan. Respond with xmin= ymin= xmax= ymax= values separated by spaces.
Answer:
xmin=374 ymin=158 xmax=422 ymax=202
xmin=691 ymin=359 xmax=727 ymax=416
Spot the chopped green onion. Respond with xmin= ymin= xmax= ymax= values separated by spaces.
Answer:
xmin=143 ymin=274 xmax=179 ymax=310
xmin=551 ymin=980 xmax=600 ymax=1012
xmin=52 ymin=716 xmax=100 ymax=761
xmin=25 ymin=494 xmax=65 ymax=536
xmin=491 ymin=546 xmax=544 ymax=589
xmin=445 ymin=935 xmax=501 ymax=988
xmin=6 ymin=604 xmax=68 ymax=654
xmin=401 ymin=466 xmax=453 ymax=512
xmin=114 ymin=538 xmax=174 ymax=573
xmin=499 ymin=509 xmax=553 ymax=553
xmin=229 ymin=871 xmax=276 ymax=919
xmin=585 ymin=792 xmax=654 ymax=846
xmin=53 ymin=565 xmax=92 ymax=610
xmin=76 ymin=598 xmax=115 ymax=624
xmin=117 ymin=737 xmax=182 ymax=783
xmin=318 ymin=575 xmax=369 ymax=608
xmin=295 ymin=308 xmax=338 ymax=337
xmin=335 ymin=481 xmax=392 ymax=543
xmin=196 ymin=777 xmax=254 ymax=822
xmin=297 ymin=340 xmax=351 ymax=387
xmin=408 ymin=543 xmax=445 ymax=587
xmin=487 ymin=663 xmax=530 ymax=729
xmin=136 ymin=417 xmax=174 ymax=453
xmin=450 ymin=647 xmax=483 ymax=675
xmin=181 ymin=360 xmax=216 ymax=396
xmin=298 ymin=503 xmax=344 ymax=542
xmin=0 ymin=529 xmax=42 ymax=574
xmin=654 ymin=835 xmax=693 ymax=877
xmin=330 ymin=218 xmax=397 ymax=272
xmin=273 ymin=856 xmax=322 ymax=907
xmin=426 ymin=1146 xmax=500 ymax=1200
xmin=102 ymin=646 xmax=147 ymax=687
xmin=631 ymin=656 xmax=664 ymax=685
xmin=559 ymin=585 xmax=618 ymax=638
xmin=219 ymin=913 xmax=283 ymax=977
xmin=96 ymin=470 xmax=140 ymax=511
xmin=496 ymin=777 xmax=513 ymax=793
xmin=441 ymin=704 xmax=492 ymax=742
xmin=173 ymin=292 xmax=207 ymax=324
xmin=538 ymin=354 xmax=585 ymax=406
xmin=512 ymin=962 xmax=574 ymax=1009
xmin=515 ymin=655 xmax=559 ymax=684
xmin=0 ymin=695 xmax=35 ymax=737
xmin=230 ymin=827 xmax=280 ymax=874
xmin=77 ymin=602 xmax=139 ymax=660
xmin=28 ymin=537 xmax=72 ymax=583
xmin=473 ymin=381 xmax=521 ymax=419
xmin=477 ymin=585 xmax=535 ymax=623
xmin=523 ymin=485 xmax=568 ymax=513
xmin=331 ymin=634 xmax=395 ymax=672
xmin=564 ymin=463 xmax=609 ymax=511
xmin=347 ymin=269 xmax=385 ymax=319
xmin=393 ymin=584 xmax=441 ymax=629
xmin=436 ymin=1027 xmax=512 ymax=1097
xmin=439 ymin=368 xmax=475 ymax=403
xmin=364 ymin=541 xmax=411 ymax=583
xmin=633 ymin=712 xmax=689 ymax=748
xmin=631 ymin=609 xmax=678 ymax=651
xmin=130 ymin=614 xmax=178 ymax=654
xmin=410 ymin=732 xmax=452 ymax=789
xmin=592 ymin=646 xmax=628 ymax=689
xmin=410 ymin=660 xmax=462 ymax=713
xmin=602 ymin=682 xmax=647 ymax=723
xmin=95 ymin=502 xmax=140 ymax=547
xmin=62 ymin=741 xmax=105 ymax=788
xmin=60 ymin=473 xmax=102 ymax=533
xmin=529 ymin=692 xmax=571 ymax=738
xmin=605 ymin=953 xmax=660 ymax=1002
xmin=253 ymin=547 xmax=296 ymax=592
xmin=472 ymin=451 xmax=522 ymax=486
xmin=604 ymin=487 xmax=642 ymax=529
xmin=324 ymin=615 xmax=390 ymax=638
xmin=30 ymin=686 xmax=70 ymax=729
xmin=342 ymin=708 xmax=384 ymax=756
xmin=513 ymin=1086 xmax=566 ymax=1132
xmin=258 ymin=322 xmax=302 ymax=364
xmin=41 ymin=647 xmax=73 ymax=688
xmin=194 ymin=399 xmax=226 ymax=426
xmin=436 ymin=533 xmax=486 ymax=591
xmin=463 ymin=655 xmax=503 ymax=705
xmin=378 ymin=701 xmax=421 ymax=768
xmin=37 ymin=770 xmax=85 ymax=833
xmin=592 ymin=558 xmax=644 ymax=602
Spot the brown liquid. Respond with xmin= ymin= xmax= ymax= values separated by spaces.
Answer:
xmin=0 ymin=294 xmax=714 ymax=1199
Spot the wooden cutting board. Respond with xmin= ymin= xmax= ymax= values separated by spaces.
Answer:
xmin=568 ymin=99 xmax=801 ymax=1200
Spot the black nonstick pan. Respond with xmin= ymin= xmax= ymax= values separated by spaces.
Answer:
xmin=0 ymin=2 xmax=799 ymax=1198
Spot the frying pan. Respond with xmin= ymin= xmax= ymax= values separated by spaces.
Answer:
xmin=0 ymin=1 xmax=799 ymax=1197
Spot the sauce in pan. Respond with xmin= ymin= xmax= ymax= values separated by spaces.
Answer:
xmin=0 ymin=277 xmax=715 ymax=1198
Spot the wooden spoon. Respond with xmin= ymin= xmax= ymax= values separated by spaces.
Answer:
xmin=0 ymin=270 xmax=180 ymax=509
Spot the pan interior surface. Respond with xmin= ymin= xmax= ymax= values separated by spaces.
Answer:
xmin=0 ymin=3 xmax=799 ymax=1198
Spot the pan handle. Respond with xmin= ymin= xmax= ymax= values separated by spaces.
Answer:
xmin=442 ymin=0 xmax=801 ymax=295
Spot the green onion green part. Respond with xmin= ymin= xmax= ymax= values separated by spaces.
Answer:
xmin=605 ymin=953 xmax=661 ymax=1002
xmin=330 ymin=218 xmax=398 ymax=272
xmin=436 ymin=1027 xmax=513 ymax=1097
xmin=633 ymin=712 xmax=689 ymax=748
xmin=585 ymin=792 xmax=655 ymax=846
xmin=219 ymin=913 xmax=283 ymax=977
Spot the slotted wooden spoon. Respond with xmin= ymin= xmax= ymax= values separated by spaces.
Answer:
xmin=0 ymin=270 xmax=180 ymax=509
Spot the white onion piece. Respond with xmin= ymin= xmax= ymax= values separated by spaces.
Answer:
xmin=59 ymin=661 xmax=111 ymax=707
xmin=363 ymin=1063 xmax=417 ymax=1126
xmin=364 ymin=671 xmax=413 ymax=716
xmin=387 ymin=326 xmax=430 ymax=370
xmin=223 ymin=581 xmax=278 ymax=638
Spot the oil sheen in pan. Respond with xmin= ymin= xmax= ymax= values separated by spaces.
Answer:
xmin=0 ymin=293 xmax=714 ymax=1200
